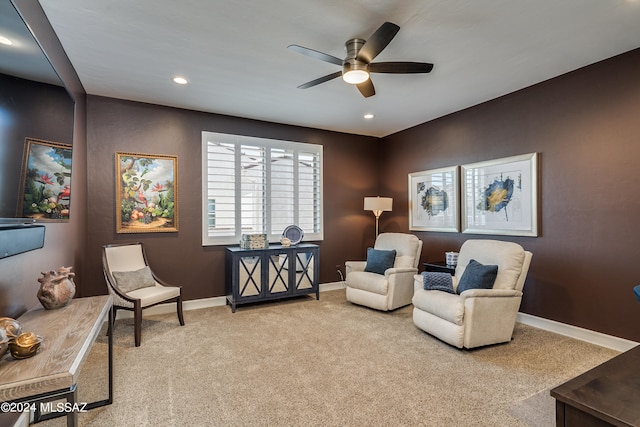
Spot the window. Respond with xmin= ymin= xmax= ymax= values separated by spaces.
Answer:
xmin=202 ymin=132 xmax=323 ymax=245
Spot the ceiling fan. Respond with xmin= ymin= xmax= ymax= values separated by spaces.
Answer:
xmin=288 ymin=21 xmax=433 ymax=98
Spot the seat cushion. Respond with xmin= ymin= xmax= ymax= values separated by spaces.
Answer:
xmin=112 ymin=266 xmax=157 ymax=293
xmin=412 ymin=289 xmax=465 ymax=325
xmin=127 ymin=285 xmax=181 ymax=307
xmin=346 ymin=271 xmax=389 ymax=295
xmin=364 ymin=248 xmax=396 ymax=275
xmin=456 ymin=259 xmax=498 ymax=294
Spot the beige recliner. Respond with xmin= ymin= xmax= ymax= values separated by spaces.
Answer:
xmin=345 ymin=233 xmax=423 ymax=311
xmin=412 ymin=239 xmax=532 ymax=349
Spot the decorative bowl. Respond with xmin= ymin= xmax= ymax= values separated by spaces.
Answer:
xmin=0 ymin=328 xmax=8 ymax=358
xmin=0 ymin=317 xmax=23 ymax=340
xmin=280 ymin=237 xmax=291 ymax=247
xmin=9 ymin=332 xmax=43 ymax=359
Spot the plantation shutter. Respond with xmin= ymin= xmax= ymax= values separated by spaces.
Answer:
xmin=202 ymin=132 xmax=323 ymax=245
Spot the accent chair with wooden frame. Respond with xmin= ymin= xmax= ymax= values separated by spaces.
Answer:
xmin=102 ymin=242 xmax=184 ymax=347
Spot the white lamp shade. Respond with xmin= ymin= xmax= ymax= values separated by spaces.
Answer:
xmin=364 ymin=197 xmax=393 ymax=212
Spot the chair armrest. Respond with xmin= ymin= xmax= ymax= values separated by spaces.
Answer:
xmin=150 ymin=272 xmax=181 ymax=289
xmin=385 ymin=267 xmax=417 ymax=277
xmin=345 ymin=261 xmax=366 ymax=275
xmin=413 ymin=274 xmax=423 ymax=293
xmin=386 ymin=267 xmax=419 ymax=310
xmin=459 ymin=288 xmax=522 ymax=298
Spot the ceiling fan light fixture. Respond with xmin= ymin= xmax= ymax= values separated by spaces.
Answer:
xmin=342 ymin=69 xmax=369 ymax=84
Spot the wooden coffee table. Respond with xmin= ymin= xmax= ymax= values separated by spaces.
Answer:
xmin=0 ymin=295 xmax=113 ymax=426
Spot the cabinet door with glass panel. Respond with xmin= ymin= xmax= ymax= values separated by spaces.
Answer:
xmin=292 ymin=247 xmax=318 ymax=296
xmin=266 ymin=249 xmax=292 ymax=297
xmin=236 ymin=253 xmax=263 ymax=300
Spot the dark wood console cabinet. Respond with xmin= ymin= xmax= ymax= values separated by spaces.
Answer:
xmin=225 ymin=243 xmax=319 ymax=312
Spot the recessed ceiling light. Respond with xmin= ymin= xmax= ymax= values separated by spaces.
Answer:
xmin=0 ymin=35 xmax=13 ymax=46
xmin=363 ymin=113 xmax=375 ymax=119
xmin=172 ymin=76 xmax=188 ymax=85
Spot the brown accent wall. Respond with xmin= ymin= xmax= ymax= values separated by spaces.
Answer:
xmin=83 ymin=96 xmax=380 ymax=300
xmin=4 ymin=5 xmax=638 ymax=344
xmin=379 ymin=48 xmax=640 ymax=341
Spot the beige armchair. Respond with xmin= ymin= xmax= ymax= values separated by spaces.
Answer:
xmin=412 ymin=239 xmax=532 ymax=349
xmin=345 ymin=233 xmax=423 ymax=311
xmin=102 ymin=242 xmax=184 ymax=347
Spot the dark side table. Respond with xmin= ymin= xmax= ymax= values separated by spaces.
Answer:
xmin=551 ymin=344 xmax=640 ymax=426
xmin=423 ymin=261 xmax=455 ymax=275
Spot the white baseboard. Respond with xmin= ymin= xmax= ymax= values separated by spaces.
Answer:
xmin=516 ymin=312 xmax=638 ymax=352
xmin=319 ymin=281 xmax=346 ymax=291
xmin=114 ymin=281 xmax=346 ymax=319
xmin=114 ymin=283 xmax=637 ymax=352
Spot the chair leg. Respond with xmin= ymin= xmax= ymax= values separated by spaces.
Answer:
xmin=134 ymin=303 xmax=142 ymax=347
xmin=177 ymin=295 xmax=185 ymax=326
xmin=107 ymin=306 xmax=117 ymax=336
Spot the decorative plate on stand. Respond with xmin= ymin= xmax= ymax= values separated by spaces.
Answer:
xmin=282 ymin=225 xmax=304 ymax=245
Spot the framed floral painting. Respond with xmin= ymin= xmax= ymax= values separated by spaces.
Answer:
xmin=115 ymin=152 xmax=178 ymax=233
xmin=408 ymin=166 xmax=459 ymax=232
xmin=17 ymin=138 xmax=73 ymax=220
xmin=461 ymin=152 xmax=538 ymax=236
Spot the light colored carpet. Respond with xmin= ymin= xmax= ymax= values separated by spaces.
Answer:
xmin=40 ymin=290 xmax=618 ymax=426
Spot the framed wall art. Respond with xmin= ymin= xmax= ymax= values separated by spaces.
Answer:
xmin=17 ymin=138 xmax=73 ymax=220
xmin=408 ymin=165 xmax=459 ymax=232
xmin=461 ymin=152 xmax=538 ymax=236
xmin=116 ymin=152 xmax=178 ymax=233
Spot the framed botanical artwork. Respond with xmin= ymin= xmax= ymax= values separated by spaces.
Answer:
xmin=408 ymin=166 xmax=459 ymax=232
xmin=116 ymin=152 xmax=178 ymax=233
xmin=17 ymin=138 xmax=73 ymax=220
xmin=461 ymin=152 xmax=538 ymax=236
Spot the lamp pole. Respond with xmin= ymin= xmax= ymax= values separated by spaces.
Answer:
xmin=364 ymin=197 xmax=393 ymax=239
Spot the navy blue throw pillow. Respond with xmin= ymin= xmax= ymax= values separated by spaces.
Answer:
xmin=422 ymin=271 xmax=455 ymax=294
xmin=364 ymin=248 xmax=396 ymax=275
xmin=456 ymin=259 xmax=498 ymax=294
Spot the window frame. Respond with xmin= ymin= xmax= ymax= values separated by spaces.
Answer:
xmin=201 ymin=131 xmax=323 ymax=246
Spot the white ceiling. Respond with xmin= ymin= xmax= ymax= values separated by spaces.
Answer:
xmin=38 ymin=0 xmax=640 ymax=138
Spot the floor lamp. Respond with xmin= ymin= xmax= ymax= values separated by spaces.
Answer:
xmin=364 ymin=196 xmax=393 ymax=239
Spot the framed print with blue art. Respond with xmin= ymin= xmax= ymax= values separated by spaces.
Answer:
xmin=408 ymin=166 xmax=459 ymax=232
xmin=461 ymin=153 xmax=538 ymax=236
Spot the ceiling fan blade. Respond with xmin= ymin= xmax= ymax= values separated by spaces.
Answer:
xmin=356 ymin=22 xmax=400 ymax=63
xmin=287 ymin=44 xmax=343 ymax=66
xmin=368 ymin=62 xmax=434 ymax=74
xmin=356 ymin=79 xmax=375 ymax=98
xmin=297 ymin=71 xmax=343 ymax=89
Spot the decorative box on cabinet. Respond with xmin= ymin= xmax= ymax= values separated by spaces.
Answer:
xmin=225 ymin=243 xmax=320 ymax=312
